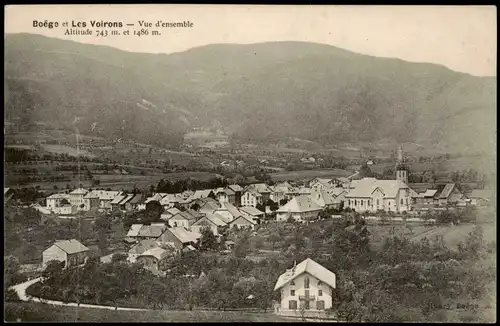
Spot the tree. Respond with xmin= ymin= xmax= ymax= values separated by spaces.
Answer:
xmin=199 ymin=227 xmax=218 ymax=251
xmin=233 ymin=233 xmax=250 ymax=259
xmin=4 ymin=256 xmax=25 ymax=288
xmin=42 ymin=260 xmax=65 ymax=279
xmin=111 ymin=253 xmax=128 ymax=264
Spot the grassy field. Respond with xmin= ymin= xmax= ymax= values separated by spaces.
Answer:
xmin=270 ymin=168 xmax=353 ymax=182
xmin=4 ymin=303 xmax=292 ymax=322
xmin=367 ymin=222 xmax=496 ymax=250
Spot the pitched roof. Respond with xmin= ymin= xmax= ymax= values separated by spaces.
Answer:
xmin=310 ymin=189 xmax=336 ymax=207
xmin=137 ymin=224 xmax=167 ymax=238
xmin=70 ymin=188 xmax=89 ymax=195
xmin=128 ymin=194 xmax=144 ymax=205
xmin=247 ymin=183 xmax=272 ymax=193
xmin=230 ymin=215 xmax=257 ymax=225
xmin=239 ymin=206 xmax=265 ymax=216
xmin=438 ymin=183 xmax=457 ymax=199
xmin=140 ymin=247 xmax=168 ymax=260
xmin=47 ymin=193 xmax=71 ymax=200
xmin=168 ymin=227 xmax=202 ymax=243
xmin=127 ymin=224 xmax=144 ymax=237
xmin=159 ymin=194 xmax=181 ymax=205
xmin=346 ymin=178 xmax=409 ymax=198
xmin=111 ymin=194 xmax=127 ymax=205
xmin=166 ymin=207 xmax=181 ymax=215
xmin=119 ymin=194 xmax=134 ymax=205
xmin=204 ymin=212 xmax=228 ymax=226
xmin=277 ymin=196 xmax=322 ymax=213
xmin=84 ymin=190 xmax=120 ymax=200
xmin=145 ymin=193 xmax=165 ymax=203
xmin=274 ymin=258 xmax=336 ymax=291
xmin=128 ymin=238 xmax=159 ymax=254
xmin=191 ymin=190 xmax=214 ymax=199
xmin=244 ymin=188 xmax=262 ymax=197
xmin=228 ymin=184 xmax=244 ymax=192
xmin=215 ymin=187 xmax=235 ymax=196
xmin=53 ymin=239 xmax=89 ymax=254
xmin=219 ymin=202 xmax=242 ymax=219
xmin=422 ymin=189 xmax=438 ymax=198
xmin=311 ymin=178 xmax=333 ymax=187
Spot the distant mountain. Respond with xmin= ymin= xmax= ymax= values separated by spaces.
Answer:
xmin=4 ymin=33 xmax=496 ymax=155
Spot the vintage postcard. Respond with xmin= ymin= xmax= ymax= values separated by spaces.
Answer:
xmin=4 ymin=4 xmax=496 ymax=323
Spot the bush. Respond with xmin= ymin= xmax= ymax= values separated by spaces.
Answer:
xmin=5 ymin=289 xmax=21 ymax=302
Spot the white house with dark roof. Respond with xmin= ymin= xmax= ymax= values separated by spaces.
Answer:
xmin=229 ymin=214 xmax=257 ymax=231
xmin=239 ymin=206 xmax=265 ymax=221
xmin=345 ymin=177 xmax=412 ymax=213
xmin=274 ymin=258 xmax=336 ymax=313
xmin=241 ymin=188 xmax=263 ymax=207
xmin=42 ymin=239 xmax=89 ymax=270
xmin=276 ymin=196 xmax=323 ymax=222
xmin=136 ymin=247 xmax=169 ymax=276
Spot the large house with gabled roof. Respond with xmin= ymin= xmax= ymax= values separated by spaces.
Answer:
xmin=42 ymin=239 xmax=89 ymax=270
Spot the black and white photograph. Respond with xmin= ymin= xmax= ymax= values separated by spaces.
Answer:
xmin=4 ymin=4 xmax=496 ymax=322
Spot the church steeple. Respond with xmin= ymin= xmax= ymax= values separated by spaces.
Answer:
xmin=395 ymin=145 xmax=409 ymax=184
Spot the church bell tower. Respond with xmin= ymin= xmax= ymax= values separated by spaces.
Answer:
xmin=395 ymin=145 xmax=409 ymax=184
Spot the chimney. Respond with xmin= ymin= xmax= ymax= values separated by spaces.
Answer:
xmin=292 ymin=260 xmax=297 ymax=273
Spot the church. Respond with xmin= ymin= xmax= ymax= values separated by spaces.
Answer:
xmin=344 ymin=146 xmax=412 ymax=213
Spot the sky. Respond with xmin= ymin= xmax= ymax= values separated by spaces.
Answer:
xmin=5 ymin=5 xmax=497 ymax=76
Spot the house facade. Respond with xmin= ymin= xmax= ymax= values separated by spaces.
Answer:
xmin=276 ymin=196 xmax=322 ymax=223
xmin=42 ymin=239 xmax=89 ymax=270
xmin=136 ymin=248 xmax=168 ymax=276
xmin=241 ymin=189 xmax=262 ymax=207
xmin=274 ymin=258 xmax=336 ymax=313
xmin=69 ymin=188 xmax=89 ymax=210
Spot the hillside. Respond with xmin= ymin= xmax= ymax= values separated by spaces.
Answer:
xmin=4 ymin=33 xmax=496 ymax=155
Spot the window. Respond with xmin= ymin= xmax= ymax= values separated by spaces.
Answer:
xmin=317 ymin=301 xmax=325 ymax=310
xmin=290 ymin=290 xmax=295 ymax=296
xmin=318 ymin=290 xmax=323 ymax=296
xmin=361 ymin=200 xmax=364 ymax=206
xmin=304 ymin=276 xmax=310 ymax=289
xmin=289 ymin=300 xmax=298 ymax=310
xmin=400 ymin=198 xmax=404 ymax=205
xmin=304 ymin=301 xmax=310 ymax=310
xmin=348 ymin=200 xmax=351 ymax=206
xmin=377 ymin=199 xmax=380 ymax=205
xmin=354 ymin=200 xmax=357 ymax=206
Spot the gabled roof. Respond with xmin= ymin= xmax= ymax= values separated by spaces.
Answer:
xmin=111 ymin=194 xmax=127 ymax=205
xmin=277 ymin=196 xmax=322 ymax=213
xmin=230 ymin=215 xmax=258 ymax=225
xmin=70 ymin=188 xmax=89 ymax=195
xmin=274 ymin=258 xmax=336 ymax=291
xmin=244 ymin=188 xmax=262 ymax=197
xmin=205 ymin=212 xmax=227 ymax=226
xmin=218 ymin=202 xmax=242 ymax=219
xmin=166 ymin=207 xmax=181 ymax=215
xmin=310 ymin=189 xmax=336 ymax=207
xmin=140 ymin=247 xmax=168 ymax=260
xmin=159 ymin=194 xmax=180 ymax=205
xmin=247 ymin=183 xmax=272 ymax=193
xmin=239 ymin=206 xmax=265 ymax=216
xmin=128 ymin=239 xmax=159 ymax=255
xmin=228 ymin=184 xmax=244 ymax=192
xmin=145 ymin=193 xmax=165 ymax=203
xmin=167 ymin=227 xmax=202 ymax=244
xmin=311 ymin=178 xmax=333 ymax=187
xmin=215 ymin=187 xmax=235 ymax=196
xmin=128 ymin=194 xmax=145 ymax=205
xmin=422 ymin=189 xmax=438 ymax=198
xmin=137 ymin=224 xmax=167 ymax=238
xmin=191 ymin=190 xmax=214 ymax=199
xmin=52 ymin=239 xmax=89 ymax=254
xmin=47 ymin=193 xmax=71 ymax=200
xmin=186 ymin=209 xmax=204 ymax=220
xmin=346 ymin=178 xmax=408 ymax=198
xmin=199 ymin=201 xmax=220 ymax=213
xmin=438 ymin=183 xmax=457 ymax=199
xmin=84 ymin=190 xmax=120 ymax=200
xmin=119 ymin=194 xmax=134 ymax=205
xmin=127 ymin=224 xmax=144 ymax=237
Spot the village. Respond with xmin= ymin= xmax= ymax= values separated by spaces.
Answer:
xmin=5 ymin=145 xmax=495 ymax=321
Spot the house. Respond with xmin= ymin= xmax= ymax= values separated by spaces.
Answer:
xmin=241 ymin=189 xmax=263 ymax=207
xmin=309 ymin=178 xmax=334 ymax=193
xmin=157 ymin=227 xmax=201 ymax=251
xmin=229 ymin=214 xmax=257 ymax=231
xmin=159 ymin=194 xmax=180 ymax=209
xmin=160 ymin=207 xmax=181 ymax=221
xmin=270 ymin=185 xmax=286 ymax=204
xmin=335 ymin=177 xmax=351 ymax=189
xmin=214 ymin=202 xmax=243 ymax=223
xmin=245 ymin=183 xmax=273 ymax=201
xmin=91 ymin=190 xmax=121 ymax=210
xmin=215 ymin=188 xmax=236 ymax=205
xmin=197 ymin=198 xmax=221 ymax=213
xmin=136 ymin=247 xmax=169 ymax=276
xmin=167 ymin=210 xmax=200 ymax=229
xmin=345 ymin=178 xmax=412 ymax=213
xmin=191 ymin=212 xmax=227 ymax=236
xmin=53 ymin=204 xmax=76 ymax=216
xmin=4 ymin=188 xmax=14 ymax=203
xmin=125 ymin=194 xmax=144 ymax=211
xmin=228 ymin=184 xmax=244 ymax=206
xmin=137 ymin=224 xmax=167 ymax=239
xmin=310 ymin=188 xmax=345 ymax=210
xmin=434 ymin=183 xmax=465 ymax=206
xmin=127 ymin=238 xmax=160 ymax=262
xmin=239 ymin=206 xmax=265 ymax=221
xmin=42 ymin=239 xmax=90 ymax=270
xmin=46 ymin=193 xmax=72 ymax=211
xmin=110 ymin=193 xmax=127 ymax=210
xmin=276 ymin=196 xmax=322 ymax=223
xmin=126 ymin=224 xmax=144 ymax=238
xmin=69 ymin=188 xmax=89 ymax=210
xmin=468 ymin=189 xmax=493 ymax=206
xmin=31 ymin=203 xmax=52 ymax=215
xmin=191 ymin=189 xmax=215 ymax=200
xmin=118 ymin=194 xmax=134 ymax=210
xmin=83 ymin=191 xmax=100 ymax=211
xmin=274 ymin=258 xmax=336 ymax=312
xmin=415 ymin=189 xmax=438 ymax=206
xmin=224 ymin=240 xmax=235 ymax=250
